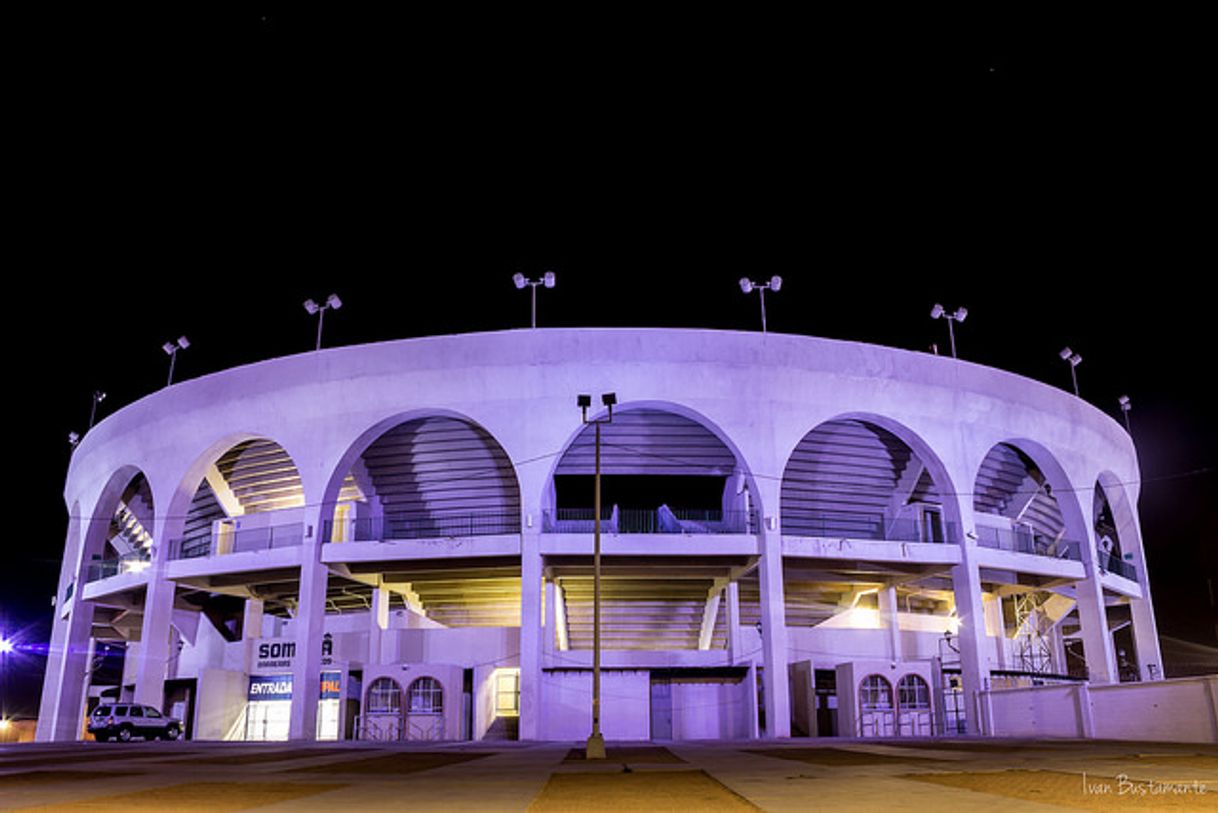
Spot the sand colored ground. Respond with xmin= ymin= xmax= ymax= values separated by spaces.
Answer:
xmin=528 ymin=769 xmax=760 ymax=812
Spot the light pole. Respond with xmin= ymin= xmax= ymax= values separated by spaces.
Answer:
xmin=1118 ymin=395 xmax=1132 ymax=434
xmin=0 ymin=633 xmax=12 ymax=730
xmin=578 ymin=391 xmax=615 ymax=760
xmin=512 ymin=272 xmax=556 ymax=329
xmin=739 ymin=276 xmax=782 ymax=334
xmin=304 ymin=294 xmax=343 ymax=351
xmin=930 ymin=304 xmax=968 ymax=359
xmin=88 ymin=390 xmax=106 ymax=430
xmin=1059 ymin=347 xmax=1083 ymax=397
xmin=162 ymin=336 xmax=190 ymax=387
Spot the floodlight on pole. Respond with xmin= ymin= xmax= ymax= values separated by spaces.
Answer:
xmin=68 ymin=431 xmax=81 ymax=449
xmin=162 ymin=336 xmax=190 ymax=387
xmin=739 ymin=276 xmax=782 ymax=333
xmin=513 ymin=272 xmax=556 ymax=329
xmin=1118 ymin=394 xmax=1132 ymax=434
xmin=1059 ymin=347 xmax=1083 ymax=397
xmin=577 ymin=391 xmax=616 ymax=760
xmin=303 ymin=294 xmax=343 ymax=351
xmin=88 ymin=390 xmax=106 ymax=430
xmin=930 ymin=304 xmax=968 ymax=359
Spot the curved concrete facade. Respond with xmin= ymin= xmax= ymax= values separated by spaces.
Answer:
xmin=39 ymin=329 xmax=1162 ymax=743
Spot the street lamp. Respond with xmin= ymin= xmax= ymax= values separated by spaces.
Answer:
xmin=88 ymin=390 xmax=106 ymax=429
xmin=68 ymin=431 xmax=81 ymax=449
xmin=1059 ymin=347 xmax=1083 ymax=397
xmin=578 ymin=391 xmax=616 ymax=760
xmin=162 ymin=336 xmax=190 ymax=387
xmin=739 ymin=276 xmax=782 ymax=334
xmin=304 ymin=294 xmax=342 ymax=351
xmin=930 ymin=304 xmax=968 ymax=359
xmin=512 ymin=272 xmax=556 ymax=329
xmin=1118 ymin=395 xmax=1132 ymax=434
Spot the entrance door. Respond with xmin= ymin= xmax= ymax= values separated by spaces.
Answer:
xmin=858 ymin=675 xmax=895 ymax=737
xmin=650 ymin=679 xmax=672 ymax=740
xmin=896 ymin=674 xmax=933 ymax=736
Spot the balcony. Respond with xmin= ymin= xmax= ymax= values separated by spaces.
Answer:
xmin=543 ymin=507 xmax=758 ymax=535
xmin=975 ymin=526 xmax=1082 ymax=562
xmin=324 ymin=511 xmax=519 ymax=544
xmin=1102 ymin=553 xmax=1137 ymax=581
xmin=85 ymin=551 xmax=151 ymax=583
xmin=169 ymin=522 xmax=304 ymax=560
xmin=783 ymin=511 xmax=961 ymax=544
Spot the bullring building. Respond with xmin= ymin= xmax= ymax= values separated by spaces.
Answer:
xmin=37 ymin=329 xmax=1161 ymax=742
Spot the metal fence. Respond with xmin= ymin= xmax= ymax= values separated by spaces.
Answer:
xmin=324 ymin=511 xmax=520 ymax=543
xmin=975 ymin=526 xmax=1082 ymax=562
xmin=168 ymin=522 xmax=305 ymax=560
xmin=85 ymin=551 xmax=152 ymax=583
xmin=781 ymin=513 xmax=960 ymax=544
xmin=542 ymin=507 xmax=759 ymax=535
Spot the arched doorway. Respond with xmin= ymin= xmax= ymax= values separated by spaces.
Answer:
xmin=896 ymin=674 xmax=932 ymax=736
xmin=362 ymin=677 xmax=403 ymax=741
xmin=858 ymin=674 xmax=894 ymax=736
xmin=406 ymin=676 xmax=445 ymax=741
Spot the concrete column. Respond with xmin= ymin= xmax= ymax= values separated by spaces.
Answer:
xmin=369 ymin=585 xmax=389 ymax=666
xmin=75 ymin=637 xmax=97 ymax=740
xmin=37 ymin=515 xmax=96 ymax=742
xmin=518 ymin=532 xmax=543 ymax=740
xmin=1075 ymin=576 xmax=1116 ymax=684
xmin=879 ymin=584 xmax=901 ymax=661
xmin=242 ymin=599 xmax=264 ymax=673
xmin=37 ymin=597 xmax=96 ymax=741
xmin=133 ymin=565 xmax=176 ymax=709
xmin=1129 ymin=598 xmax=1164 ymax=681
xmin=757 ymin=529 xmax=790 ymax=738
xmin=725 ymin=580 xmax=742 ymax=664
xmin=289 ymin=513 xmax=329 ymax=741
xmin=950 ymin=541 xmax=991 ymax=736
xmin=543 ymin=579 xmax=556 ymax=657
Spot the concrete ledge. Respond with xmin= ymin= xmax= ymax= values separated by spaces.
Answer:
xmin=322 ymin=535 xmax=521 ymax=564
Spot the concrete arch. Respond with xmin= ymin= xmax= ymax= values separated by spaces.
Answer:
xmin=318 ymin=408 xmax=522 ymax=540
xmin=780 ymin=411 xmax=963 ymax=541
xmin=977 ymin=438 xmax=1091 ymax=548
xmin=161 ymin=432 xmax=307 ymax=557
xmin=541 ymin=399 xmax=766 ymax=521
xmin=82 ymin=466 xmax=155 ymax=568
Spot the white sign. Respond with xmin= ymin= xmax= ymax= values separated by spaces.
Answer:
xmin=254 ymin=633 xmax=334 ymax=672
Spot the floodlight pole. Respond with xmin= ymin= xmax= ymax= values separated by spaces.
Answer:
xmin=88 ymin=391 xmax=105 ymax=430
xmin=739 ymin=277 xmax=783 ymax=334
xmin=945 ymin=317 xmax=958 ymax=360
xmin=579 ymin=394 xmax=615 ymax=760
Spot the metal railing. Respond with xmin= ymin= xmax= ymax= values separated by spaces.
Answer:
xmin=168 ymin=522 xmax=305 ymax=560
xmin=324 ymin=511 xmax=520 ymax=543
xmin=1102 ymin=553 xmax=1137 ymax=581
xmin=975 ymin=526 xmax=1082 ymax=562
xmin=782 ymin=513 xmax=960 ymax=544
xmin=542 ymin=507 xmax=759 ymax=535
xmin=85 ymin=551 xmax=152 ymax=583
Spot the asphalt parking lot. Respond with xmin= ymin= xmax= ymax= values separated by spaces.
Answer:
xmin=1 ymin=737 xmax=1215 ymax=811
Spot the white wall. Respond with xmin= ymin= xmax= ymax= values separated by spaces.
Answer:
xmin=988 ymin=683 xmax=1085 ymax=739
xmin=989 ymin=676 xmax=1218 ymax=743
xmin=671 ymin=677 xmax=752 ymax=740
xmin=193 ymin=668 xmax=247 ymax=740
xmin=541 ymin=670 xmax=650 ymax=741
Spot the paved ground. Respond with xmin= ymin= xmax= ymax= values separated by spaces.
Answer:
xmin=1 ymin=737 xmax=1215 ymax=811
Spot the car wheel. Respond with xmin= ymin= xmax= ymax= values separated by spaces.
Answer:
xmin=165 ymin=725 xmax=180 ymax=740
xmin=117 ymin=726 xmax=133 ymax=742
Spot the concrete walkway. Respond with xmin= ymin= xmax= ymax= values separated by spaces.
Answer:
xmin=2 ymin=737 xmax=1216 ymax=811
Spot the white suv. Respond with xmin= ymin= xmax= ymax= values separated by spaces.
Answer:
xmin=89 ymin=703 xmax=182 ymax=742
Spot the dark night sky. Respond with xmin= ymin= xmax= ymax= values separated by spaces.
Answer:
xmin=2 ymin=9 xmax=1213 ymax=716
